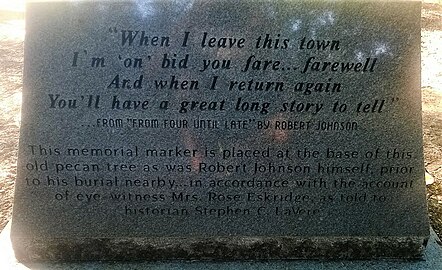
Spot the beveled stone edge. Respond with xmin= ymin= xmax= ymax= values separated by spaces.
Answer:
xmin=11 ymin=235 xmax=428 ymax=262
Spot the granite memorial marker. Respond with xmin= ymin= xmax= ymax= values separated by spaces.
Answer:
xmin=11 ymin=0 xmax=429 ymax=261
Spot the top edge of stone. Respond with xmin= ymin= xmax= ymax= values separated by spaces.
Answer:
xmin=25 ymin=0 xmax=422 ymax=3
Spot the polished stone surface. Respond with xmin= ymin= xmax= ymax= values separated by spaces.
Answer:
xmin=12 ymin=0 xmax=427 ymax=261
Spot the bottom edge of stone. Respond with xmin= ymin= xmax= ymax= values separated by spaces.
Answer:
xmin=11 ymin=235 xmax=429 ymax=262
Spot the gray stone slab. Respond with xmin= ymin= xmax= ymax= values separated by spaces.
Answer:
xmin=11 ymin=0 xmax=428 ymax=261
xmin=2 ymin=221 xmax=442 ymax=269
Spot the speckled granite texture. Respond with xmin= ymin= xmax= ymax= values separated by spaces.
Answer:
xmin=2 ymin=222 xmax=442 ymax=268
xmin=12 ymin=0 xmax=428 ymax=261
